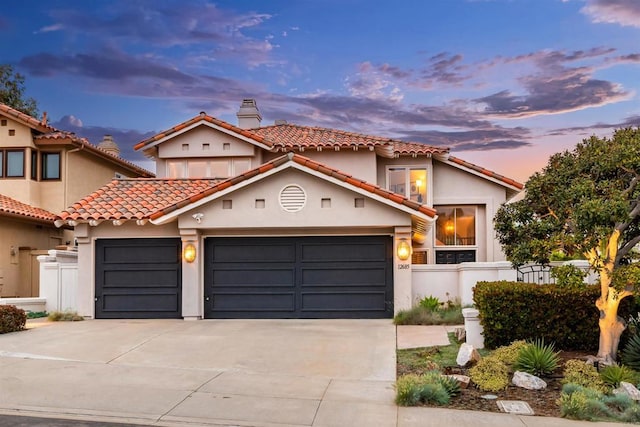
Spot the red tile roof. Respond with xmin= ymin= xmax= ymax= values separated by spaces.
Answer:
xmin=0 ymin=103 xmax=56 ymax=133
xmin=252 ymin=124 xmax=448 ymax=156
xmin=447 ymin=156 xmax=524 ymax=190
xmin=133 ymin=113 xmax=449 ymax=158
xmin=57 ymin=153 xmax=436 ymax=224
xmin=57 ymin=178 xmax=222 ymax=222
xmin=0 ymin=194 xmax=56 ymax=222
xmin=134 ymin=112 xmax=268 ymax=151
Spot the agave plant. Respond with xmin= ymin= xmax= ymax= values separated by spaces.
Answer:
xmin=514 ymin=338 xmax=560 ymax=377
xmin=621 ymin=333 xmax=640 ymax=371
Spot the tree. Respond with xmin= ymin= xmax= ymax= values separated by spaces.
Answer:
xmin=0 ymin=64 xmax=38 ymax=117
xmin=494 ymin=127 xmax=640 ymax=364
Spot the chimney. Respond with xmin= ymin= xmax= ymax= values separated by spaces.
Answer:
xmin=236 ymin=99 xmax=262 ymax=129
xmin=98 ymin=134 xmax=121 ymax=157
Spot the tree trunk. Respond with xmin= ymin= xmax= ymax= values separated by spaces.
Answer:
xmin=596 ymin=303 xmax=625 ymax=365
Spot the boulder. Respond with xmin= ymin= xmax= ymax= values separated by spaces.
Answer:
xmin=512 ymin=371 xmax=547 ymax=390
xmin=454 ymin=327 xmax=466 ymax=342
xmin=456 ymin=343 xmax=481 ymax=367
xmin=613 ymin=382 xmax=640 ymax=401
xmin=445 ymin=374 xmax=470 ymax=389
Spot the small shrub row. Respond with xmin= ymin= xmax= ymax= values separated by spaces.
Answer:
xmin=48 ymin=310 xmax=84 ymax=322
xmin=473 ymin=281 xmax=638 ymax=350
xmin=558 ymin=383 xmax=640 ymax=422
xmin=394 ymin=296 xmax=463 ymax=325
xmin=0 ymin=305 xmax=27 ymax=334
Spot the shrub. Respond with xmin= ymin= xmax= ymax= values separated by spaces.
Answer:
xmin=48 ymin=310 xmax=84 ymax=322
xmin=418 ymin=383 xmax=450 ymax=405
xmin=418 ymin=295 xmax=441 ymax=311
xmin=550 ymin=264 xmax=587 ymax=290
xmin=394 ymin=372 xmax=455 ymax=406
xmin=558 ymin=384 xmax=605 ymax=420
xmin=491 ymin=340 xmax=528 ymax=367
xmin=600 ymin=364 xmax=638 ymax=388
xmin=621 ymin=332 xmax=640 ymax=371
xmin=562 ymin=359 xmax=608 ymax=393
xmin=469 ymin=357 xmax=509 ymax=392
xmin=395 ymin=374 xmax=423 ymax=406
xmin=393 ymin=303 xmax=463 ymax=325
xmin=0 ymin=305 xmax=27 ymax=334
xmin=473 ymin=281 xmax=639 ymax=350
xmin=558 ymin=383 xmax=640 ymax=422
xmin=514 ymin=339 xmax=560 ymax=377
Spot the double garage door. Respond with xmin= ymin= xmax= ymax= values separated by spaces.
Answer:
xmin=95 ymin=236 xmax=393 ymax=319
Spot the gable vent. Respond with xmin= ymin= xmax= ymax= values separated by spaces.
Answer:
xmin=279 ymin=184 xmax=307 ymax=212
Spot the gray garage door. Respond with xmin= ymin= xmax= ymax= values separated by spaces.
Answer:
xmin=204 ymin=236 xmax=393 ymax=319
xmin=95 ymin=238 xmax=182 ymax=319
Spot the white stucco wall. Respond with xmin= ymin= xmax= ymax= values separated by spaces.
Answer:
xmin=157 ymin=126 xmax=256 ymax=158
xmin=177 ymin=168 xmax=412 ymax=230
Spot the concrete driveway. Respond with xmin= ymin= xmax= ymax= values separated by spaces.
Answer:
xmin=0 ymin=319 xmax=397 ymax=426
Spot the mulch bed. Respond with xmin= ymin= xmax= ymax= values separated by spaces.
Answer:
xmin=404 ymin=350 xmax=594 ymax=417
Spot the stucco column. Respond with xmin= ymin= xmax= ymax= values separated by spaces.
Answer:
xmin=74 ymin=224 xmax=94 ymax=318
xmin=180 ymin=229 xmax=202 ymax=320
xmin=393 ymin=226 xmax=413 ymax=314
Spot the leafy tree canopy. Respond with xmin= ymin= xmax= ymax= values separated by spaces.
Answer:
xmin=0 ymin=64 xmax=38 ymax=117
xmin=494 ymin=127 xmax=640 ymax=293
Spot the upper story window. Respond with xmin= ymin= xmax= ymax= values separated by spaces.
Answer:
xmin=435 ymin=206 xmax=476 ymax=246
xmin=0 ymin=149 xmax=25 ymax=178
xmin=387 ymin=166 xmax=427 ymax=203
xmin=167 ymin=158 xmax=252 ymax=178
xmin=31 ymin=150 xmax=38 ymax=180
xmin=41 ymin=152 xmax=61 ymax=180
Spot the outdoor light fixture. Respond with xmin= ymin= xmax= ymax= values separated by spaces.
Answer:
xmin=183 ymin=243 xmax=197 ymax=263
xmin=397 ymin=239 xmax=411 ymax=261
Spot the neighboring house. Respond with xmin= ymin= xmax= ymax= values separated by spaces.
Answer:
xmin=0 ymin=103 xmax=154 ymax=297
xmin=56 ymin=99 xmax=523 ymax=319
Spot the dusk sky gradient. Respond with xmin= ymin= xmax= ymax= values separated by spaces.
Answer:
xmin=1 ymin=0 xmax=639 ymax=181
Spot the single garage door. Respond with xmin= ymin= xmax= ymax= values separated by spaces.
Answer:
xmin=204 ymin=236 xmax=393 ymax=319
xmin=95 ymin=238 xmax=182 ymax=319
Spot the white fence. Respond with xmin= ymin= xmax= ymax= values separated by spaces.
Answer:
xmin=37 ymin=250 xmax=79 ymax=313
xmin=411 ymin=260 xmax=593 ymax=306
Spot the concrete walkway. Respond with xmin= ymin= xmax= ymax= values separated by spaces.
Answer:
xmin=0 ymin=319 xmax=631 ymax=427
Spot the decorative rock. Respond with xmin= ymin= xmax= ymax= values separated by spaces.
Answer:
xmin=481 ymin=394 xmax=498 ymax=400
xmin=456 ymin=343 xmax=481 ymax=367
xmin=512 ymin=371 xmax=547 ymax=390
xmin=454 ymin=327 xmax=466 ymax=342
xmin=613 ymin=382 xmax=640 ymax=401
xmin=445 ymin=374 xmax=470 ymax=389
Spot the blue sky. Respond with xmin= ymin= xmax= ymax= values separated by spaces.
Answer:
xmin=1 ymin=0 xmax=639 ymax=181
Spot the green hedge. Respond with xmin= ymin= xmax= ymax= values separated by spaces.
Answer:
xmin=473 ymin=281 xmax=638 ymax=351
xmin=0 ymin=305 xmax=27 ymax=334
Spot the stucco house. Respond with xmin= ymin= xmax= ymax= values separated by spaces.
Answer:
xmin=0 ymin=103 xmax=153 ymax=297
xmin=56 ymin=99 xmax=523 ymax=319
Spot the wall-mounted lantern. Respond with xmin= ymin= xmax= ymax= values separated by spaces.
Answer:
xmin=183 ymin=243 xmax=197 ymax=263
xmin=397 ymin=239 xmax=411 ymax=261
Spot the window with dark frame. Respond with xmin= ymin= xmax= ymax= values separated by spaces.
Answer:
xmin=6 ymin=150 xmax=24 ymax=177
xmin=0 ymin=149 xmax=25 ymax=178
xmin=41 ymin=152 xmax=61 ymax=180
xmin=31 ymin=150 xmax=37 ymax=180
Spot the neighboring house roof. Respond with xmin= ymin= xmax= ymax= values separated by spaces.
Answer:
xmin=133 ymin=113 xmax=449 ymax=158
xmin=56 ymin=153 xmax=436 ymax=225
xmin=0 ymin=102 xmax=154 ymax=178
xmin=0 ymin=193 xmax=56 ymax=223
xmin=0 ymin=103 xmax=56 ymax=133
xmin=34 ymin=132 xmax=155 ymax=178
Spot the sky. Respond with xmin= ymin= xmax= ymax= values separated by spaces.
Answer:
xmin=1 ymin=0 xmax=639 ymax=182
